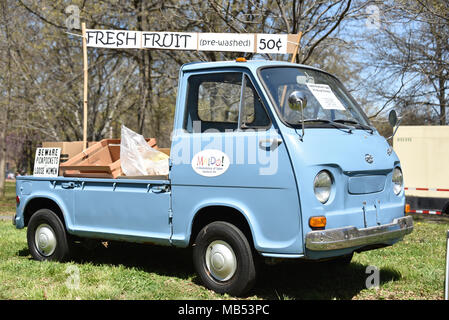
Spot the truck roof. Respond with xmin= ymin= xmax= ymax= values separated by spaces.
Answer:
xmin=181 ymin=59 xmax=325 ymax=74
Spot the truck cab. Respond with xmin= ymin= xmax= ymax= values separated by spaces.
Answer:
xmin=15 ymin=59 xmax=413 ymax=296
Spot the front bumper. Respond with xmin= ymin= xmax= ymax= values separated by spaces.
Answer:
xmin=305 ymin=216 xmax=413 ymax=251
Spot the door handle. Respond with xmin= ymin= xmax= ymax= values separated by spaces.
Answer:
xmin=149 ymin=185 xmax=168 ymax=193
xmin=61 ymin=182 xmax=76 ymax=189
xmin=258 ymin=138 xmax=282 ymax=151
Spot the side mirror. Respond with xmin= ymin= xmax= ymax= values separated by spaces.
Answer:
xmin=288 ymin=91 xmax=307 ymax=141
xmin=387 ymin=109 xmax=402 ymax=141
xmin=388 ymin=110 xmax=398 ymax=127
xmin=288 ymin=91 xmax=307 ymax=111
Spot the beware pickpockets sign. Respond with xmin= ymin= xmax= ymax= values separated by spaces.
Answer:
xmin=33 ymin=148 xmax=61 ymax=177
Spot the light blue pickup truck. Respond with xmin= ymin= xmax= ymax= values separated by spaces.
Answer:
xmin=14 ymin=59 xmax=413 ymax=296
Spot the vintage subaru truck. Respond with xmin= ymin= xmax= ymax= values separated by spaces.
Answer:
xmin=14 ymin=59 xmax=413 ymax=296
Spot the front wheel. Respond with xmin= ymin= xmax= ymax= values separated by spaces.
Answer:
xmin=193 ymin=221 xmax=256 ymax=296
xmin=27 ymin=209 xmax=70 ymax=262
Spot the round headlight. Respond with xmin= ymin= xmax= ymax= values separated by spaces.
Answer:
xmin=392 ymin=167 xmax=403 ymax=195
xmin=314 ymin=170 xmax=333 ymax=204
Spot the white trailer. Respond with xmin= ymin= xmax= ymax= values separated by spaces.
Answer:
xmin=393 ymin=125 xmax=449 ymax=215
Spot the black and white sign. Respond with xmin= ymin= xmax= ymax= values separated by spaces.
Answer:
xmin=85 ymin=29 xmax=294 ymax=54
xmin=33 ymin=148 xmax=61 ymax=177
xmin=198 ymin=33 xmax=254 ymax=53
xmin=257 ymin=34 xmax=288 ymax=54
xmin=85 ymin=30 xmax=141 ymax=48
xmin=306 ymin=84 xmax=346 ymax=110
xmin=142 ymin=31 xmax=197 ymax=50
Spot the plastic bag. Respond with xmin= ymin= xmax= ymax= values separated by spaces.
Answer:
xmin=120 ymin=125 xmax=169 ymax=176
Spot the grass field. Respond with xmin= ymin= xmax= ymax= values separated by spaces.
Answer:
xmin=0 ymin=181 xmax=447 ymax=300
xmin=0 ymin=181 xmax=16 ymax=215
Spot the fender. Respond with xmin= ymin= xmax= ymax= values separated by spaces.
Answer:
xmin=20 ymin=192 xmax=74 ymax=232
xmin=187 ymin=199 xmax=257 ymax=247
xmin=183 ymin=197 xmax=301 ymax=254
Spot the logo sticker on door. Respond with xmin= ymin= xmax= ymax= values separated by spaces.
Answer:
xmin=192 ymin=149 xmax=230 ymax=177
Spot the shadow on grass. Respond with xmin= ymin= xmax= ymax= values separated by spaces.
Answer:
xmin=16 ymin=241 xmax=402 ymax=300
xmin=17 ymin=248 xmax=30 ymax=257
xmin=251 ymin=259 xmax=401 ymax=299
xmin=68 ymin=241 xmax=196 ymax=281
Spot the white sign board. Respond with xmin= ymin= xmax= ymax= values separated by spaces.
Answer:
xmin=306 ymin=84 xmax=346 ymax=110
xmin=141 ymin=31 xmax=197 ymax=50
xmin=198 ymin=33 xmax=254 ymax=53
xmin=192 ymin=149 xmax=230 ymax=177
xmin=33 ymin=148 xmax=61 ymax=177
xmin=85 ymin=30 xmax=142 ymax=49
xmin=85 ymin=29 xmax=297 ymax=54
xmin=256 ymin=34 xmax=288 ymax=54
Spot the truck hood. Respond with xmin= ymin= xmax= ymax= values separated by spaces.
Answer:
xmin=287 ymin=128 xmax=398 ymax=172
xmin=283 ymin=127 xmax=404 ymax=240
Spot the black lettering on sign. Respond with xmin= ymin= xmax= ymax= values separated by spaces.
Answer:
xmin=116 ymin=32 xmax=125 ymax=46
xmin=86 ymin=30 xmax=139 ymax=48
xmin=126 ymin=32 xmax=137 ymax=46
xmin=142 ymin=32 xmax=193 ymax=49
xmin=106 ymin=31 xmax=115 ymax=45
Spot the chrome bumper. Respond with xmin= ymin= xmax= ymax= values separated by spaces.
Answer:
xmin=305 ymin=216 xmax=413 ymax=251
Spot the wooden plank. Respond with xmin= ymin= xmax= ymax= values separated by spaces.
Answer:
xmin=280 ymin=32 xmax=303 ymax=110
xmin=82 ymin=22 xmax=88 ymax=151
xmin=287 ymin=33 xmax=302 ymax=55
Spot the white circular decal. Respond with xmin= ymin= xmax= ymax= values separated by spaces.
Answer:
xmin=192 ymin=149 xmax=230 ymax=177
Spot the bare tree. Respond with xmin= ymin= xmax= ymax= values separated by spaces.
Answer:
xmin=0 ymin=0 xmax=13 ymax=195
xmin=360 ymin=1 xmax=449 ymax=124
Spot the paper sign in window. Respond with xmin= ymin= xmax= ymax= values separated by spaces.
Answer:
xmin=306 ymin=84 xmax=345 ymax=111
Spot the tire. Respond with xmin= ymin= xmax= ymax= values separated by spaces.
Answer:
xmin=442 ymin=201 xmax=449 ymax=216
xmin=192 ymin=221 xmax=256 ymax=296
xmin=27 ymin=208 xmax=70 ymax=262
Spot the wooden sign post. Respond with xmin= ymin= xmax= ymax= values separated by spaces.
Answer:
xmin=289 ymin=32 xmax=302 ymax=63
xmin=81 ymin=22 xmax=88 ymax=151
xmin=280 ymin=32 xmax=302 ymax=111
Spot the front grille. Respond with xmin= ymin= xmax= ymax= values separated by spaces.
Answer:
xmin=348 ymin=175 xmax=386 ymax=194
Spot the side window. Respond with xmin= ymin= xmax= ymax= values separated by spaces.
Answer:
xmin=198 ymin=76 xmax=241 ymax=123
xmin=184 ymin=72 xmax=271 ymax=133
xmin=241 ymin=77 xmax=271 ymax=128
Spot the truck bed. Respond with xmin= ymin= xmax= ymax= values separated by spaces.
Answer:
xmin=15 ymin=175 xmax=172 ymax=245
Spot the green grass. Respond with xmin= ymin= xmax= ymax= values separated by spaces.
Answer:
xmin=1 ymin=181 xmax=447 ymax=299
xmin=0 ymin=181 xmax=16 ymax=215
xmin=0 ymin=217 xmax=447 ymax=300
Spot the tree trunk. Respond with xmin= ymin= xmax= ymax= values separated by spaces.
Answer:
xmin=138 ymin=50 xmax=151 ymax=135
xmin=439 ymin=83 xmax=446 ymax=125
xmin=0 ymin=0 xmax=11 ymax=197
xmin=136 ymin=0 xmax=153 ymax=135
xmin=0 ymin=59 xmax=10 ymax=197
xmin=0 ymin=112 xmax=7 ymax=197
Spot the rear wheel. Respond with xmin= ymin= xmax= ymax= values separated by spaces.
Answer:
xmin=193 ymin=221 xmax=256 ymax=296
xmin=27 ymin=209 xmax=70 ymax=262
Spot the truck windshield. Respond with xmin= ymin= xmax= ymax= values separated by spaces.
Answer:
xmin=259 ymin=67 xmax=371 ymax=129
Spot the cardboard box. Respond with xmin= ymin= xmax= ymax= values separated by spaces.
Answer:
xmin=42 ymin=141 xmax=96 ymax=164
xmin=59 ymin=138 xmax=157 ymax=179
xmin=158 ymin=148 xmax=170 ymax=156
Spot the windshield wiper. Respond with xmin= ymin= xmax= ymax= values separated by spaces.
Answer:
xmin=333 ymin=119 xmax=374 ymax=134
xmin=301 ymin=119 xmax=353 ymax=134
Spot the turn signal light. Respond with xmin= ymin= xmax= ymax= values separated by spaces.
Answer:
xmin=405 ymin=203 xmax=410 ymax=214
xmin=16 ymin=196 xmax=20 ymax=206
xmin=309 ymin=216 xmax=326 ymax=229
xmin=236 ymin=57 xmax=247 ymax=62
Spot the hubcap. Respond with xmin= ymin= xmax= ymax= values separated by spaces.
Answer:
xmin=205 ymin=240 xmax=237 ymax=281
xmin=35 ymin=224 xmax=57 ymax=256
